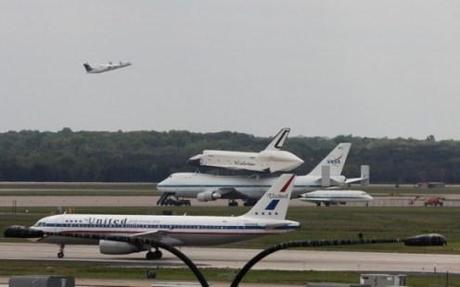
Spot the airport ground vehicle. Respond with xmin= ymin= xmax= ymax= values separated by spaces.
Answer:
xmin=158 ymin=195 xmax=191 ymax=206
xmin=424 ymin=196 xmax=444 ymax=207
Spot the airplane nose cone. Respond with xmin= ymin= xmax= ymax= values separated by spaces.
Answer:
xmin=285 ymin=153 xmax=304 ymax=170
xmin=293 ymin=154 xmax=304 ymax=165
xmin=156 ymin=178 xmax=169 ymax=190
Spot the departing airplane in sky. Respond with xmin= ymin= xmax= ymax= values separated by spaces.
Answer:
xmin=4 ymin=174 xmax=299 ymax=260
xmin=157 ymin=143 xmax=368 ymax=206
xmin=299 ymin=189 xmax=373 ymax=207
xmin=83 ymin=61 xmax=131 ymax=73
xmin=188 ymin=128 xmax=303 ymax=173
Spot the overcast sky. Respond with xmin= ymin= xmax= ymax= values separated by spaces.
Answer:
xmin=1 ymin=1 xmax=460 ymax=139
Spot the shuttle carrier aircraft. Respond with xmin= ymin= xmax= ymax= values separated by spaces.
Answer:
xmin=5 ymin=175 xmax=299 ymax=260
xmin=158 ymin=143 xmax=368 ymax=205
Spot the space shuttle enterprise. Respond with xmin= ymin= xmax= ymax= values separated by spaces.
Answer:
xmin=188 ymin=128 xmax=303 ymax=173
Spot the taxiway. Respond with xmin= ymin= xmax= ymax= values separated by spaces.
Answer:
xmin=0 ymin=242 xmax=459 ymax=273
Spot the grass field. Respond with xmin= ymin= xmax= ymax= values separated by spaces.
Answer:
xmin=0 ymin=189 xmax=156 ymax=196
xmin=0 ymin=182 xmax=157 ymax=196
xmin=363 ymin=185 xmax=460 ymax=196
xmin=1 ymin=183 xmax=460 ymax=196
xmin=1 ymin=206 xmax=459 ymax=253
xmin=0 ymin=259 xmax=458 ymax=286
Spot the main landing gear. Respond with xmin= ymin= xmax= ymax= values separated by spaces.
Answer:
xmin=228 ymin=199 xmax=238 ymax=207
xmin=145 ymin=248 xmax=163 ymax=260
xmin=57 ymin=244 xmax=65 ymax=258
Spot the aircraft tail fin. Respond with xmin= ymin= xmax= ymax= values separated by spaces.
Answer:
xmin=308 ymin=143 xmax=351 ymax=176
xmin=264 ymin=128 xmax=290 ymax=151
xmin=83 ymin=63 xmax=93 ymax=72
xmin=242 ymin=174 xmax=295 ymax=220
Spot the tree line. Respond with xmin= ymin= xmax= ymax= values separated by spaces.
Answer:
xmin=0 ymin=129 xmax=459 ymax=183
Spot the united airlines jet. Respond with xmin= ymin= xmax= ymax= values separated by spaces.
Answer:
xmin=4 ymin=175 xmax=299 ymax=260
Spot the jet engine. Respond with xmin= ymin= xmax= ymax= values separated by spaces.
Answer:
xmin=99 ymin=240 xmax=144 ymax=255
xmin=196 ymin=190 xmax=222 ymax=202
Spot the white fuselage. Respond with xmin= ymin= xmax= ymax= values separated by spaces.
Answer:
xmin=189 ymin=150 xmax=303 ymax=173
xmin=87 ymin=62 xmax=131 ymax=73
xmin=157 ymin=172 xmax=346 ymax=199
xmin=300 ymin=190 xmax=373 ymax=204
xmin=31 ymin=214 xmax=299 ymax=246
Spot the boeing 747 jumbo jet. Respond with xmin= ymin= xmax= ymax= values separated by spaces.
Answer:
xmin=83 ymin=61 xmax=131 ymax=73
xmin=188 ymin=128 xmax=304 ymax=173
xmin=158 ymin=143 xmax=368 ymax=206
xmin=5 ymin=175 xmax=299 ymax=260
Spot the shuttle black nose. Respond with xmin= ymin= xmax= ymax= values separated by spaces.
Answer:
xmin=4 ymin=225 xmax=44 ymax=238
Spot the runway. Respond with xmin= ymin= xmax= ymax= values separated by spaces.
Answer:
xmin=1 ymin=242 xmax=459 ymax=273
xmin=2 ymin=195 xmax=460 ymax=207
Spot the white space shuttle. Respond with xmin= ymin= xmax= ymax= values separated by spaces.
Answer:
xmin=4 ymin=175 xmax=299 ymax=260
xmin=299 ymin=190 xmax=373 ymax=207
xmin=83 ymin=61 xmax=131 ymax=74
xmin=188 ymin=128 xmax=303 ymax=173
xmin=158 ymin=143 xmax=370 ymax=205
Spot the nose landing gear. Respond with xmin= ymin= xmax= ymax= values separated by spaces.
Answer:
xmin=57 ymin=244 xmax=65 ymax=258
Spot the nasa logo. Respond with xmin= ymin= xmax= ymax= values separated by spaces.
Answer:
xmin=327 ymin=154 xmax=342 ymax=165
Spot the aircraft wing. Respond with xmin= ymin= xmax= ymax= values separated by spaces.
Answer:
xmin=196 ymin=187 xmax=249 ymax=201
xmin=131 ymin=230 xmax=165 ymax=238
xmin=131 ymin=230 xmax=183 ymax=245
xmin=213 ymin=187 xmax=249 ymax=200
xmin=299 ymin=197 xmax=333 ymax=203
xmin=345 ymin=177 xmax=365 ymax=184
